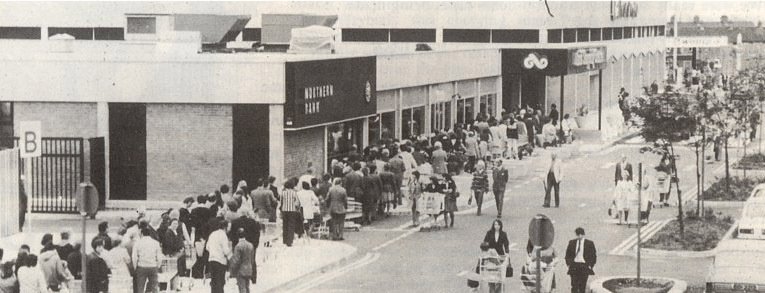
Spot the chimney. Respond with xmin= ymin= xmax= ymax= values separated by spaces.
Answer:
xmin=721 ymin=15 xmax=729 ymax=25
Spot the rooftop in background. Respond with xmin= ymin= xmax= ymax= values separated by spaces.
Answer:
xmin=669 ymin=16 xmax=765 ymax=43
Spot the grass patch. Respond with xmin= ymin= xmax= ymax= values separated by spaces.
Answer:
xmin=643 ymin=209 xmax=734 ymax=251
xmin=734 ymin=153 xmax=765 ymax=169
xmin=602 ymin=278 xmax=674 ymax=293
xmin=701 ymin=176 xmax=765 ymax=201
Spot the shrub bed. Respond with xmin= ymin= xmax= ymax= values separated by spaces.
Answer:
xmin=734 ymin=153 xmax=765 ymax=169
xmin=602 ymin=278 xmax=674 ymax=293
xmin=701 ymin=176 xmax=765 ymax=201
xmin=642 ymin=209 xmax=734 ymax=251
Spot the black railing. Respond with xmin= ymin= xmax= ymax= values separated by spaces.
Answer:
xmin=0 ymin=137 xmax=84 ymax=213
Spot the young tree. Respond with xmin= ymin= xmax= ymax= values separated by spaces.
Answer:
xmin=635 ymin=88 xmax=696 ymax=237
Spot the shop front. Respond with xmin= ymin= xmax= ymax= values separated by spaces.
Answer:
xmin=502 ymin=46 xmax=606 ymax=130
xmin=284 ymin=56 xmax=377 ymax=177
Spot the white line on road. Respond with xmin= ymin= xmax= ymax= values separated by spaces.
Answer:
xmin=609 ymin=219 xmax=671 ymax=255
xmin=292 ymin=252 xmax=381 ymax=293
xmin=372 ymin=229 xmax=417 ymax=251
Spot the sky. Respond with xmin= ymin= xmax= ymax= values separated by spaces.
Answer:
xmin=668 ymin=1 xmax=765 ymax=23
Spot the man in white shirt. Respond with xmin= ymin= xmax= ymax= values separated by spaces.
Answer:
xmin=565 ymin=228 xmax=597 ymax=293
xmin=206 ymin=219 xmax=231 ymax=293
xmin=132 ymin=228 xmax=162 ymax=293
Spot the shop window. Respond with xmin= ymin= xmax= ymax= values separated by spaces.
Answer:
xmin=443 ymin=29 xmax=490 ymax=43
xmin=603 ymin=28 xmax=613 ymax=40
xmin=613 ymin=27 xmax=623 ymax=40
xmin=431 ymin=102 xmax=452 ymax=133
xmin=369 ymin=111 xmax=396 ymax=146
xmin=547 ymin=29 xmax=562 ymax=43
xmin=479 ymin=94 xmax=497 ymax=119
xmin=0 ymin=27 xmax=41 ymax=39
xmin=658 ymin=26 xmax=665 ymax=36
xmin=590 ymin=28 xmax=602 ymax=41
xmin=624 ymin=27 xmax=633 ymax=39
xmin=492 ymin=29 xmax=540 ymax=43
xmin=0 ymin=102 xmax=12 ymax=149
xmin=402 ymin=107 xmax=425 ymax=139
xmin=242 ymin=28 xmax=261 ymax=42
xmin=328 ymin=120 xmax=363 ymax=162
xmin=94 ymin=27 xmax=124 ymax=40
xmin=342 ymin=28 xmax=388 ymax=42
xmin=390 ymin=29 xmax=436 ymax=43
xmin=577 ymin=28 xmax=590 ymax=42
xmin=456 ymin=97 xmax=476 ymax=125
xmin=127 ymin=17 xmax=156 ymax=34
xmin=49 ymin=27 xmax=94 ymax=40
xmin=563 ymin=29 xmax=576 ymax=43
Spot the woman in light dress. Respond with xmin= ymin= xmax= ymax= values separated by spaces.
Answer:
xmin=614 ymin=174 xmax=636 ymax=225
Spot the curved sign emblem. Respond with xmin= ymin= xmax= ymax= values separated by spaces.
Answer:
xmin=524 ymin=53 xmax=549 ymax=70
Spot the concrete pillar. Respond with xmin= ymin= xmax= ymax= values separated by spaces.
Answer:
xmin=97 ymin=102 xmax=109 ymax=200
xmin=268 ymin=104 xmax=285 ymax=183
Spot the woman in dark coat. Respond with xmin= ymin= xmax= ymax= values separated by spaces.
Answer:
xmin=442 ymin=174 xmax=458 ymax=228
xmin=483 ymin=219 xmax=510 ymax=256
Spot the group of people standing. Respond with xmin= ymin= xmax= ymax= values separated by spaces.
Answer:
xmin=611 ymin=154 xmax=673 ymax=226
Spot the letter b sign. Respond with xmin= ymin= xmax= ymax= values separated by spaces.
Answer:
xmin=19 ymin=121 xmax=41 ymax=158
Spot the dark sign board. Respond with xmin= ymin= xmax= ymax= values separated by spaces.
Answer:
xmin=502 ymin=47 xmax=607 ymax=76
xmin=502 ymin=49 xmax=569 ymax=76
xmin=285 ymin=57 xmax=376 ymax=129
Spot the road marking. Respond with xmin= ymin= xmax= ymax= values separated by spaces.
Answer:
xmin=372 ymin=229 xmax=417 ymax=251
xmin=292 ymin=252 xmax=381 ymax=293
xmin=609 ymin=219 xmax=671 ymax=255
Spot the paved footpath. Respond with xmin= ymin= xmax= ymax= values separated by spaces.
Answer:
xmin=277 ymin=140 xmax=748 ymax=293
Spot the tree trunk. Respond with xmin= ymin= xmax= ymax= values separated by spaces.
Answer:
xmin=701 ymin=131 xmax=706 ymax=217
xmin=670 ymin=143 xmax=684 ymax=238
xmin=725 ymin=135 xmax=730 ymax=191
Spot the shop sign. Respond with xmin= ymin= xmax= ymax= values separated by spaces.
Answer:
xmin=523 ymin=53 xmax=549 ymax=70
xmin=285 ymin=57 xmax=377 ymax=129
xmin=668 ymin=36 xmax=729 ymax=48
xmin=610 ymin=1 xmax=638 ymax=20
xmin=502 ymin=49 xmax=568 ymax=76
xmin=568 ymin=47 xmax=607 ymax=73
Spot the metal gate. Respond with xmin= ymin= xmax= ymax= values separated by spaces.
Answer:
xmin=3 ymin=137 xmax=85 ymax=213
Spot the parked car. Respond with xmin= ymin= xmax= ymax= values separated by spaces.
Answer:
xmin=750 ymin=184 xmax=765 ymax=200
xmin=738 ymin=198 xmax=765 ymax=240
xmin=706 ymin=239 xmax=765 ymax=292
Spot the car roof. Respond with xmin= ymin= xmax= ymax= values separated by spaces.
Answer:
xmin=716 ymin=239 xmax=765 ymax=253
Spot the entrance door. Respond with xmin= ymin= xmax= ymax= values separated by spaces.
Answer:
xmin=521 ymin=73 xmax=545 ymax=110
xmin=109 ymin=103 xmax=147 ymax=200
xmin=232 ymin=104 xmax=270 ymax=189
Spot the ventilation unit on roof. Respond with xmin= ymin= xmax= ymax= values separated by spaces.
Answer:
xmin=262 ymin=14 xmax=337 ymax=52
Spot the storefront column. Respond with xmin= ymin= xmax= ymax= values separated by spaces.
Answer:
xmin=96 ymin=102 xmax=109 ymax=200
xmin=496 ymin=75 xmax=503 ymax=117
xmin=598 ymin=70 xmax=603 ymax=130
xmin=396 ymin=89 xmax=403 ymax=139
xmin=559 ymin=75 xmax=564 ymax=131
xmin=268 ymin=104 xmax=285 ymax=182
xmin=424 ymin=85 xmax=432 ymax=135
xmin=362 ymin=117 xmax=369 ymax=150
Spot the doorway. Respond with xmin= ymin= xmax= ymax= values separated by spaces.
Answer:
xmin=232 ymin=104 xmax=270 ymax=189
xmin=108 ymin=103 xmax=147 ymax=200
xmin=521 ymin=73 xmax=545 ymax=111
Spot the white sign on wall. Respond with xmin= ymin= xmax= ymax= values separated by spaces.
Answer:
xmin=668 ymin=36 xmax=729 ymax=48
xmin=19 ymin=121 xmax=41 ymax=158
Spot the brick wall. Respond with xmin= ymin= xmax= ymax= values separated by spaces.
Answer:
xmin=284 ymin=128 xmax=324 ymax=179
xmin=13 ymin=102 xmax=97 ymax=138
xmin=145 ymin=104 xmax=232 ymax=202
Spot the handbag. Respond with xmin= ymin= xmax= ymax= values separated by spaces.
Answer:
xmin=506 ymin=262 xmax=514 ymax=278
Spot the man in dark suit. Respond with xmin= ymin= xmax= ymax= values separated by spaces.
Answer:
xmin=565 ymin=227 xmax=596 ymax=293
xmin=614 ymin=155 xmax=633 ymax=185
xmin=343 ymin=162 xmax=364 ymax=202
